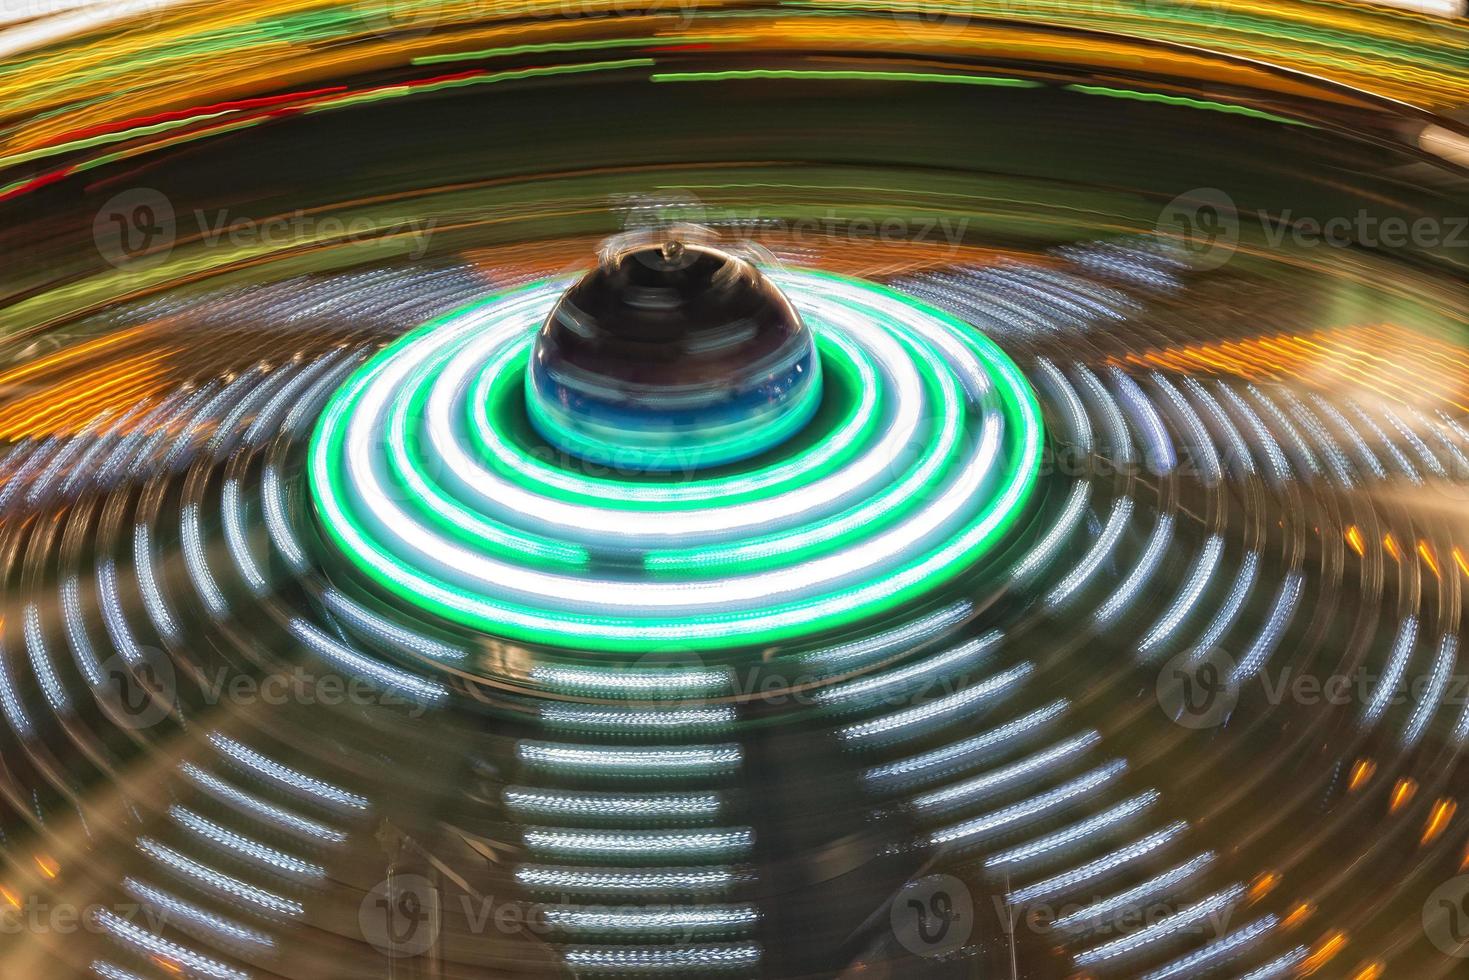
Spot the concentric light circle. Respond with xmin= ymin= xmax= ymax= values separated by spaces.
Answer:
xmin=308 ymin=269 xmax=1043 ymax=651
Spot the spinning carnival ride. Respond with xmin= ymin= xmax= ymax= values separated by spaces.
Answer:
xmin=1 ymin=1 xmax=1469 ymax=978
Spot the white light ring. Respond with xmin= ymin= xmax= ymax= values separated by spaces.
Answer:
xmin=414 ymin=285 xmax=936 ymax=541
xmin=309 ymin=270 xmax=1043 ymax=648
xmin=343 ymin=306 xmax=995 ymax=611
xmin=312 ymin=368 xmax=1036 ymax=644
xmin=405 ymin=296 xmax=987 ymax=568
xmin=466 ymin=325 xmax=885 ymax=508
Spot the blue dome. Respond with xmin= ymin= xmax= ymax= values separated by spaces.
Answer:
xmin=526 ymin=240 xmax=822 ymax=472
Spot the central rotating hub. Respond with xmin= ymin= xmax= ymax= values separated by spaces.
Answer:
xmin=308 ymin=253 xmax=1042 ymax=651
xmin=525 ymin=239 xmax=822 ymax=472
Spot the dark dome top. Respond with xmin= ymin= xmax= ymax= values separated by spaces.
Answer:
xmin=525 ymin=239 xmax=822 ymax=472
xmin=537 ymin=240 xmax=808 ymax=393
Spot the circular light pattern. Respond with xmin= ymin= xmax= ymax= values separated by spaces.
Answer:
xmin=8 ymin=5 xmax=1469 ymax=972
xmin=308 ymin=269 xmax=1043 ymax=651
xmin=5 ymin=233 xmax=1469 ymax=980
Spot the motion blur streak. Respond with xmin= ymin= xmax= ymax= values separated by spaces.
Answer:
xmin=0 ymin=0 xmax=1466 ymax=978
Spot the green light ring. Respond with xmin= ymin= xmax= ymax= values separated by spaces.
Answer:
xmin=417 ymin=286 xmax=933 ymax=543
xmin=384 ymin=340 xmax=591 ymax=568
xmin=381 ymin=299 xmax=898 ymax=559
xmin=336 ymin=276 xmax=957 ymax=570
xmin=415 ymin=303 xmax=967 ymax=574
xmin=642 ymin=320 xmax=973 ymax=575
xmin=391 ymin=334 xmax=858 ymax=561
xmin=481 ymin=343 xmax=864 ymax=507
xmin=313 ymin=394 xmax=1032 ymax=650
xmin=465 ymin=329 xmax=885 ymax=511
xmin=524 ymin=346 xmax=825 ymax=474
xmin=307 ymin=270 xmax=1043 ymax=651
xmin=311 ymin=271 xmax=1034 ymax=631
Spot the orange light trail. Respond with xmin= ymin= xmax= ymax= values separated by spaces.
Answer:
xmin=1383 ymin=534 xmax=1402 ymax=563
xmin=1299 ymin=930 xmax=1349 ymax=974
xmin=1422 ymin=799 xmax=1456 ymax=846
xmin=0 ymin=349 xmax=175 ymax=440
xmin=1389 ymin=778 xmax=1418 ymax=813
xmin=1118 ymin=324 xmax=1469 ymax=413
xmin=1418 ymin=541 xmax=1441 ymax=578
